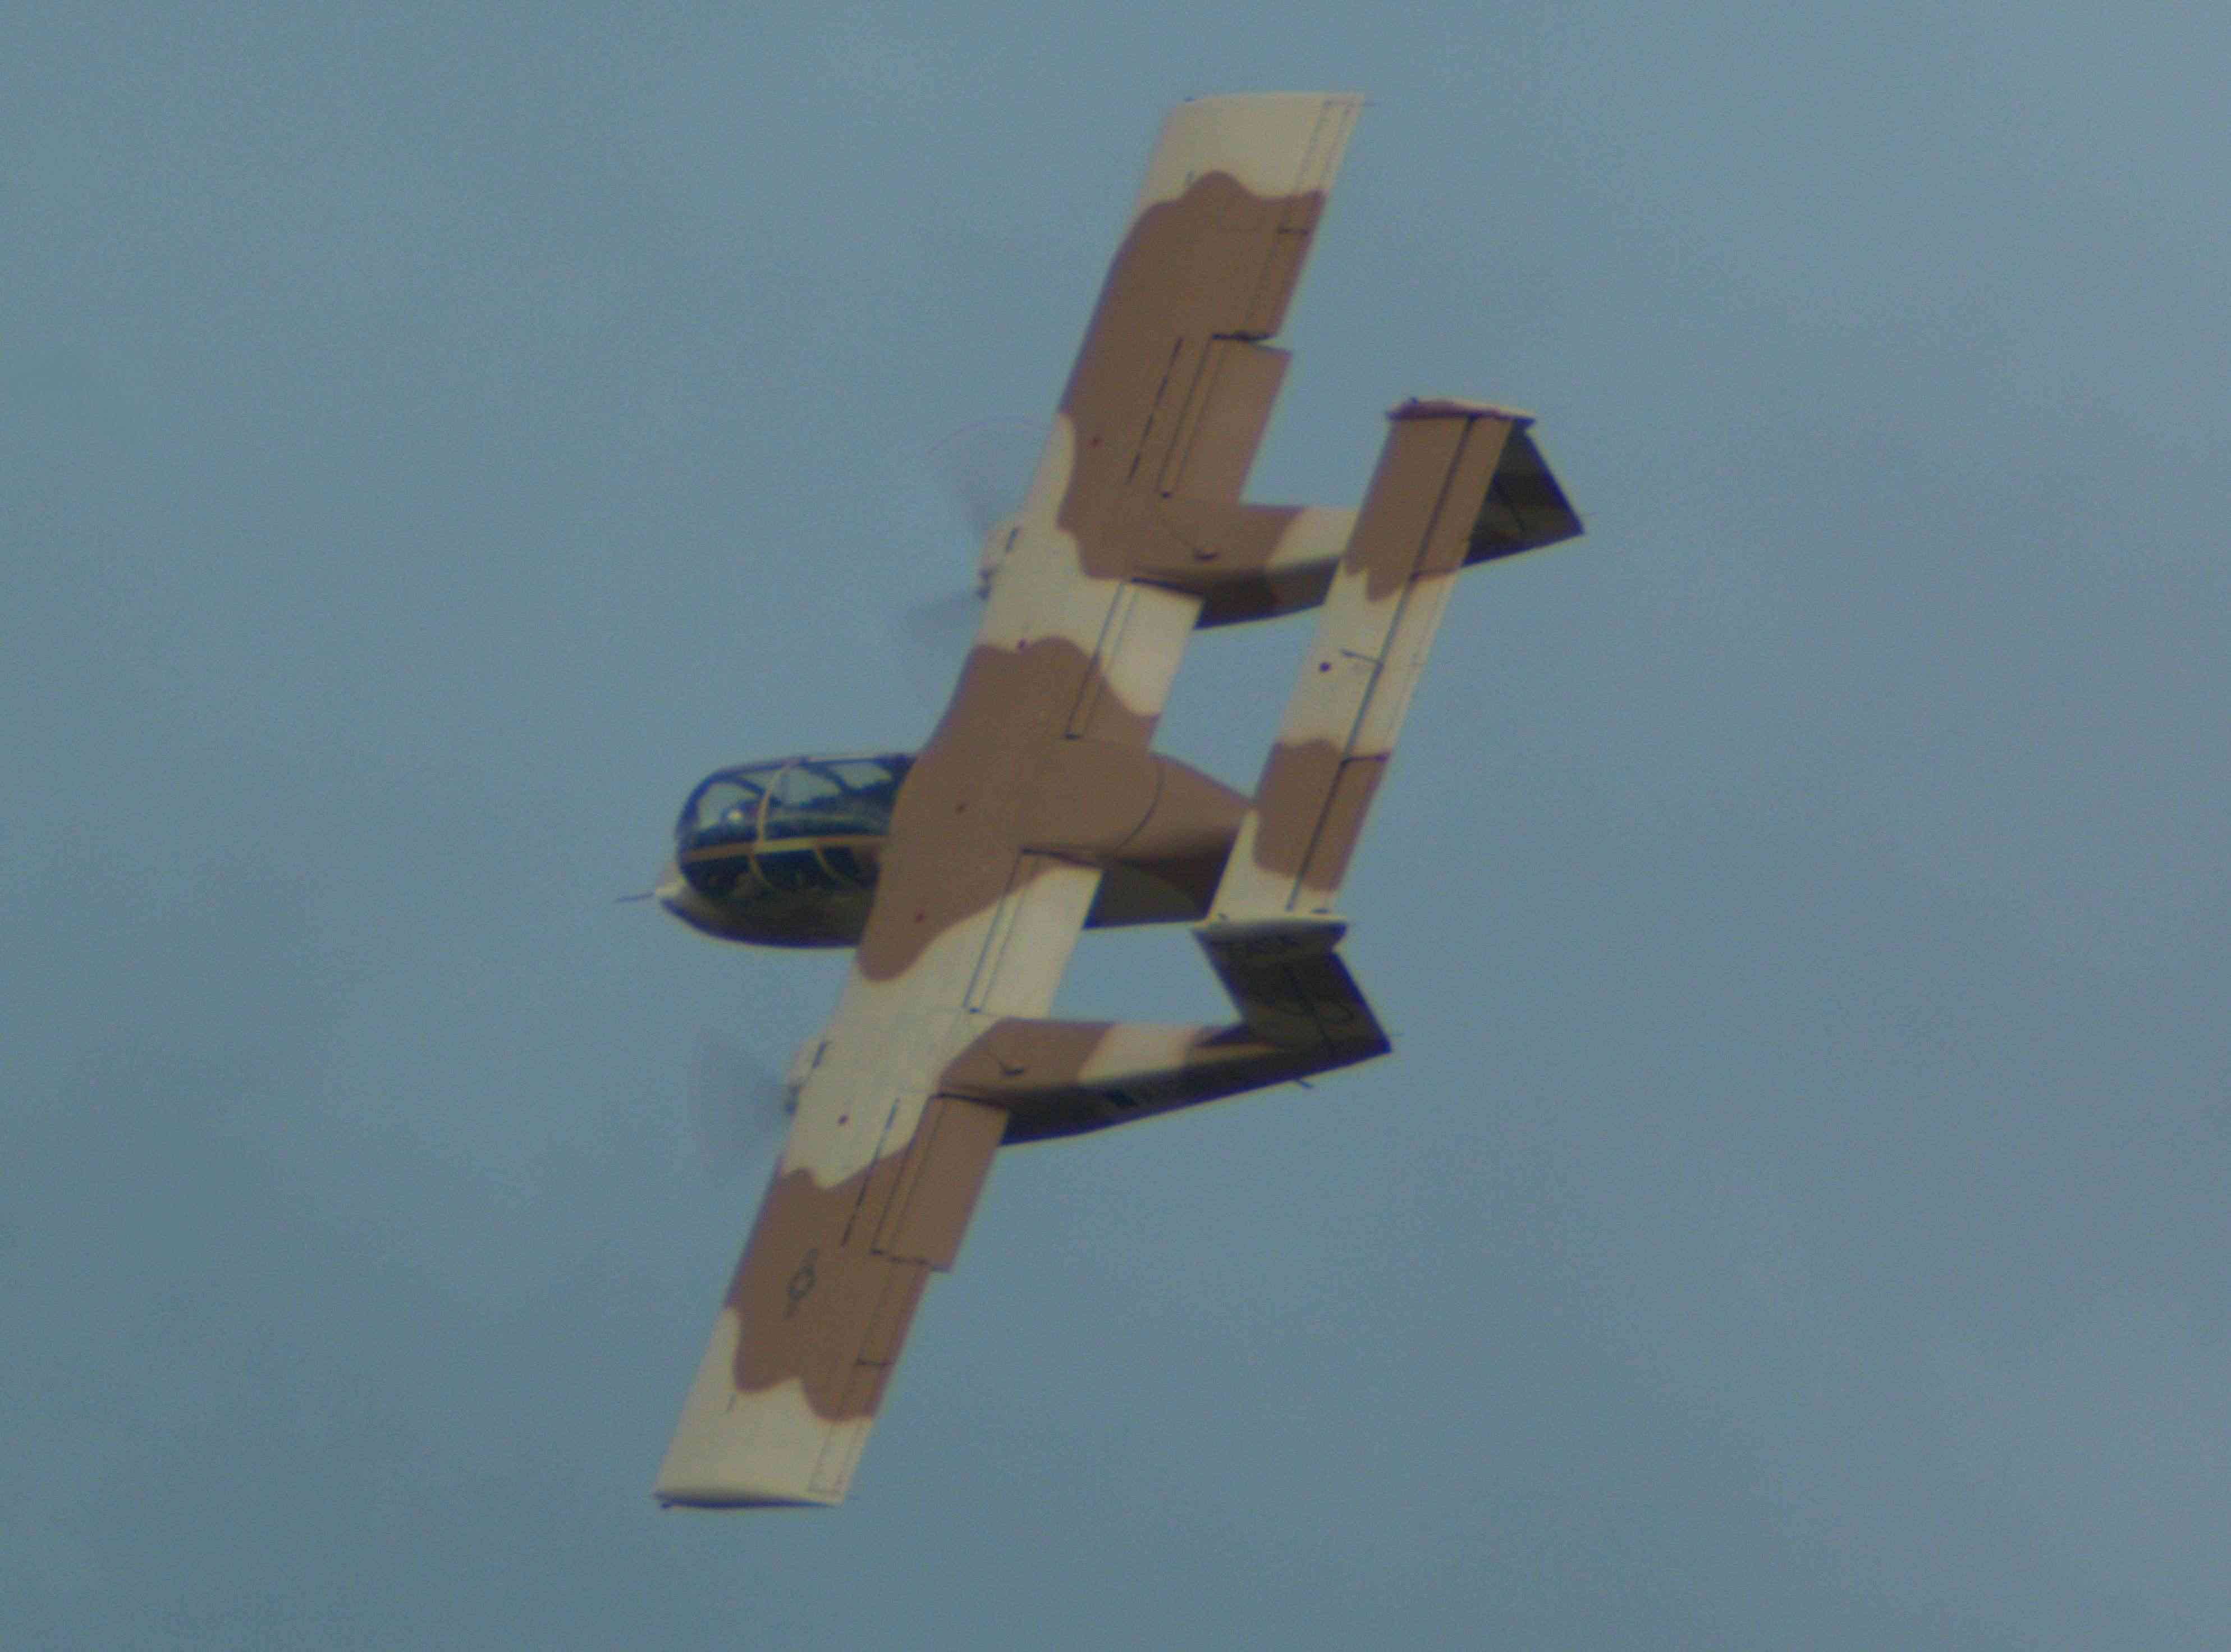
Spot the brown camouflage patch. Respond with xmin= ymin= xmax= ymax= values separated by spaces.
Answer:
xmin=859 ymin=638 xmax=1146 ymax=981
xmin=1345 ymin=407 xmax=1515 ymax=602
xmin=1248 ymin=736 xmax=1394 ymax=896
xmin=723 ymin=1096 xmax=1005 ymax=1422
xmin=720 ymin=1161 xmax=917 ymax=1421
xmin=1057 ymin=171 xmax=1326 ymax=579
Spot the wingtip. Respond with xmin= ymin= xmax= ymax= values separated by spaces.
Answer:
xmin=653 ymin=1484 xmax=843 ymax=1512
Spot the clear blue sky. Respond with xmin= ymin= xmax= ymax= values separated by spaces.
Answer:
xmin=6 ymin=5 xmax=2227 ymax=1646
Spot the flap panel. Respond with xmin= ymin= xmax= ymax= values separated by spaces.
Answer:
xmin=872 ymin=1097 xmax=1009 ymax=1269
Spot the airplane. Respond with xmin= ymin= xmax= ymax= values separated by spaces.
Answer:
xmin=649 ymin=91 xmax=1581 ymax=1508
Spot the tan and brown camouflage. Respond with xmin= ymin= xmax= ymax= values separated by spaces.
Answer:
xmin=652 ymin=92 xmax=1580 ymax=1509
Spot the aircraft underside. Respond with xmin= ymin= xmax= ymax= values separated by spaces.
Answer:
xmin=645 ymin=92 xmax=1582 ymax=1509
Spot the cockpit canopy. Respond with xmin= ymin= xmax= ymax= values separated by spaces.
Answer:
xmin=674 ymin=753 xmax=914 ymax=910
xmin=679 ymin=753 xmax=913 ymax=846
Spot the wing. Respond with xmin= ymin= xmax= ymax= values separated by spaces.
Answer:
xmin=654 ymin=93 xmax=1362 ymax=1509
xmin=978 ymin=91 xmax=1362 ymax=599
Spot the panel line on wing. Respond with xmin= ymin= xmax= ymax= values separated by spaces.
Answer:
xmin=839 ymin=1092 xmax=909 ymax=1247
xmin=1127 ymin=337 xmax=1191 ymax=484
xmin=1066 ymin=582 xmax=1138 ymax=737
xmin=961 ymin=857 xmax=1033 ymax=1013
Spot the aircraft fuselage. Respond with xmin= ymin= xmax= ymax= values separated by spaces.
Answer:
xmin=658 ymin=751 xmax=1248 ymax=947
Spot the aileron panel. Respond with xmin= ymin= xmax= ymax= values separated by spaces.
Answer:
xmin=873 ymin=1096 xmax=1008 ymax=1270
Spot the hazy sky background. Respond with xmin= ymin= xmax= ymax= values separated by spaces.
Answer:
xmin=6 ymin=4 xmax=2227 ymax=1647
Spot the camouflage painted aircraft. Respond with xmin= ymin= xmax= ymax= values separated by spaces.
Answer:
xmin=651 ymin=92 xmax=1580 ymax=1507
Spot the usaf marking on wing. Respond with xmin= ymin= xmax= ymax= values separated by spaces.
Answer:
xmin=647 ymin=92 xmax=1581 ymax=1508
